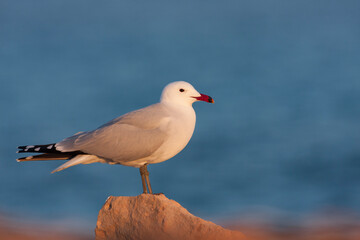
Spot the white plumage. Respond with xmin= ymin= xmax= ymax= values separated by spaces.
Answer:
xmin=17 ymin=81 xmax=214 ymax=193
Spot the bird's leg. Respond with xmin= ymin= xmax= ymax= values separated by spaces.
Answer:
xmin=139 ymin=165 xmax=148 ymax=194
xmin=143 ymin=164 xmax=153 ymax=194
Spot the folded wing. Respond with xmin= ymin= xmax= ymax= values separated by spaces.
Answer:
xmin=56 ymin=103 xmax=170 ymax=163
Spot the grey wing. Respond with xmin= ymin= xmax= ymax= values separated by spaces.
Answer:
xmin=100 ymin=103 xmax=170 ymax=130
xmin=55 ymin=103 xmax=170 ymax=162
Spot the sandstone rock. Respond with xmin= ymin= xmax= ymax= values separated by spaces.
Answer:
xmin=95 ymin=194 xmax=246 ymax=240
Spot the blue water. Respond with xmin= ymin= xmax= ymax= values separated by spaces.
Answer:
xmin=1 ymin=0 xmax=360 ymax=231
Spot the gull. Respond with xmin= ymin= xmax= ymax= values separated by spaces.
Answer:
xmin=17 ymin=81 xmax=214 ymax=194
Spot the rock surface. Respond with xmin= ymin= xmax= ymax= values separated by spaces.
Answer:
xmin=95 ymin=194 xmax=246 ymax=240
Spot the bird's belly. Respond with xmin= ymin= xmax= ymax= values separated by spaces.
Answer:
xmin=114 ymin=128 xmax=193 ymax=167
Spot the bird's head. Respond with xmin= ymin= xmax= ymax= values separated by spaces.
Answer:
xmin=160 ymin=81 xmax=214 ymax=106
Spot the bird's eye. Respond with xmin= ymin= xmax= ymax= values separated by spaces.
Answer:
xmin=179 ymin=88 xmax=185 ymax=92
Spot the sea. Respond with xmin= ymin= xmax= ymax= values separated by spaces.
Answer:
xmin=1 ymin=0 xmax=360 ymax=232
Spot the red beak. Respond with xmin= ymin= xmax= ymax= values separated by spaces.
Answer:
xmin=192 ymin=93 xmax=214 ymax=103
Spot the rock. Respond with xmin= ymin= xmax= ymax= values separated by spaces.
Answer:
xmin=95 ymin=194 xmax=246 ymax=240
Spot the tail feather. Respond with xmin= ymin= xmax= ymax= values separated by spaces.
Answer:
xmin=17 ymin=143 xmax=105 ymax=173
xmin=16 ymin=153 xmax=76 ymax=162
xmin=51 ymin=154 xmax=106 ymax=173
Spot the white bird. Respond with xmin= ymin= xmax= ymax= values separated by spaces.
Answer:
xmin=17 ymin=81 xmax=214 ymax=194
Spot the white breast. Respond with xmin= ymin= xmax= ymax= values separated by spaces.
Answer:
xmin=147 ymin=104 xmax=196 ymax=164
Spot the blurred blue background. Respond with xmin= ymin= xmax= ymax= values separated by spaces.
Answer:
xmin=1 ymin=0 xmax=360 ymax=231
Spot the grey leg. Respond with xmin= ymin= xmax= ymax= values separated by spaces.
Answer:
xmin=139 ymin=165 xmax=148 ymax=194
xmin=144 ymin=165 xmax=153 ymax=194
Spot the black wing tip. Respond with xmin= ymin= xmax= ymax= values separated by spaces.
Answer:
xmin=16 ymin=143 xmax=58 ymax=153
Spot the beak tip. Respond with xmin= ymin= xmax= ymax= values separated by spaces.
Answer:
xmin=192 ymin=94 xmax=214 ymax=103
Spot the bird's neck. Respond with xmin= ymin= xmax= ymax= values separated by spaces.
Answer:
xmin=160 ymin=97 xmax=195 ymax=107
xmin=161 ymin=100 xmax=194 ymax=112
